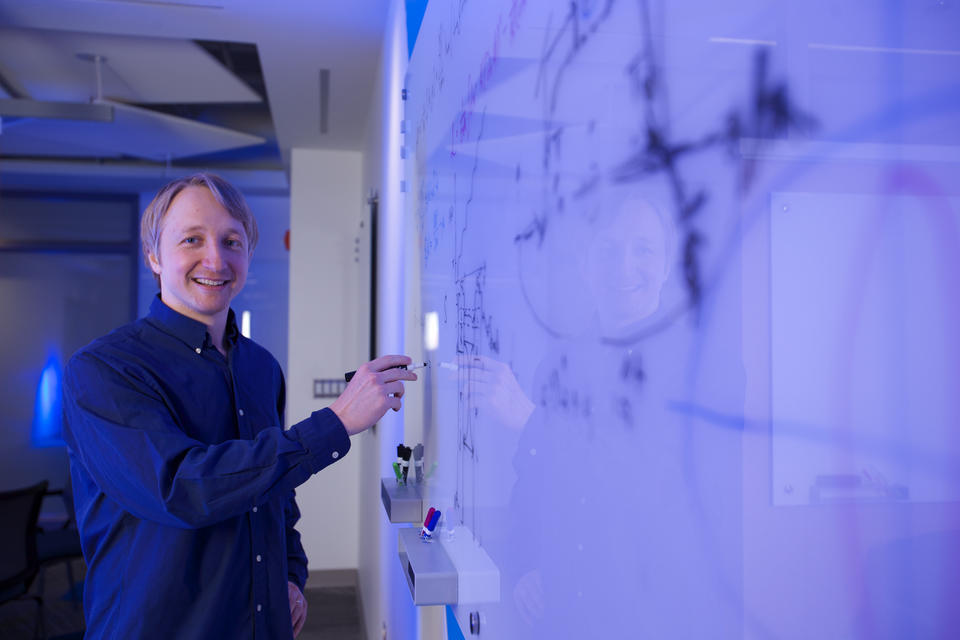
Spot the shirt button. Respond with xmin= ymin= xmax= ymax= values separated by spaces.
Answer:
xmin=238 ymin=409 xmax=245 ymax=416
xmin=252 ymin=506 xmax=258 ymax=513
xmin=332 ymin=451 xmax=340 ymax=459
xmin=256 ymin=554 xmax=262 ymax=562
xmin=195 ymin=347 xmax=202 ymax=354
xmin=257 ymin=604 xmax=262 ymax=612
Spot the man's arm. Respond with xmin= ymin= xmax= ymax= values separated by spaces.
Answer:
xmin=63 ymin=350 xmax=350 ymax=529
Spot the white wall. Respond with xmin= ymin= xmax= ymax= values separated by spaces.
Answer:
xmin=287 ymin=148 xmax=368 ymax=571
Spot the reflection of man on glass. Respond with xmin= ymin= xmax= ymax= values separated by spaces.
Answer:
xmin=466 ymin=195 xmax=673 ymax=428
xmin=493 ymin=194 xmax=682 ymax=636
xmin=582 ymin=197 xmax=673 ymax=337
xmin=518 ymin=185 xmax=676 ymax=341
xmin=63 ymin=173 xmax=416 ymax=639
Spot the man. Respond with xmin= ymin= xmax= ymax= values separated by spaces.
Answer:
xmin=62 ymin=173 xmax=415 ymax=639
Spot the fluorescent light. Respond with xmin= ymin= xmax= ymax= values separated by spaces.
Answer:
xmin=241 ymin=310 xmax=251 ymax=338
xmin=809 ymin=43 xmax=960 ymax=57
xmin=424 ymin=312 xmax=439 ymax=351
xmin=738 ymin=138 xmax=960 ymax=164
xmin=709 ymin=37 xmax=777 ymax=47
xmin=71 ymin=0 xmax=224 ymax=8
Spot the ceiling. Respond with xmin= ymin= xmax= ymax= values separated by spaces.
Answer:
xmin=0 ymin=0 xmax=390 ymax=191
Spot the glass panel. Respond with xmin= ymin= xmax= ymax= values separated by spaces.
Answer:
xmin=404 ymin=1 xmax=960 ymax=637
xmin=0 ymin=194 xmax=135 ymax=244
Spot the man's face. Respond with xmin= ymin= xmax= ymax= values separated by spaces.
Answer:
xmin=148 ymin=185 xmax=249 ymax=327
xmin=583 ymin=201 xmax=669 ymax=332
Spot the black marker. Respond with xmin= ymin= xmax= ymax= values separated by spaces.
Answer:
xmin=400 ymin=445 xmax=412 ymax=483
xmin=413 ymin=444 xmax=424 ymax=483
xmin=396 ymin=444 xmax=408 ymax=486
xmin=344 ymin=362 xmax=428 ymax=382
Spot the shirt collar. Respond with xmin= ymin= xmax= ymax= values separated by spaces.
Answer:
xmin=224 ymin=309 xmax=240 ymax=346
xmin=147 ymin=295 xmax=240 ymax=351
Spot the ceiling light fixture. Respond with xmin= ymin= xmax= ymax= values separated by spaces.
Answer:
xmin=70 ymin=0 xmax=224 ymax=9
xmin=809 ymin=43 xmax=960 ymax=56
xmin=709 ymin=37 xmax=777 ymax=47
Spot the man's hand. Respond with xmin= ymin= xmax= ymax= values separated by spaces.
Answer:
xmin=330 ymin=355 xmax=418 ymax=435
xmin=513 ymin=569 xmax=544 ymax=627
xmin=288 ymin=581 xmax=307 ymax=637
xmin=460 ymin=355 xmax=535 ymax=431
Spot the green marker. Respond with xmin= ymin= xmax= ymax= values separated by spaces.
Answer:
xmin=392 ymin=462 xmax=403 ymax=483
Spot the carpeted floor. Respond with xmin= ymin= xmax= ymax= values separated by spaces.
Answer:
xmin=299 ymin=585 xmax=365 ymax=640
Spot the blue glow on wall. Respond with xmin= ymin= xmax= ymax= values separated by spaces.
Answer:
xmin=32 ymin=353 xmax=65 ymax=447
xmin=445 ymin=606 xmax=466 ymax=640
xmin=405 ymin=0 xmax=428 ymax=58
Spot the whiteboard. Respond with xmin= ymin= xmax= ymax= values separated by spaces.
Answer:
xmin=401 ymin=0 xmax=960 ymax=637
xmin=404 ymin=1 xmax=749 ymax=636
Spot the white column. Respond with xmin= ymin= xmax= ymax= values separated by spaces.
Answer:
xmin=288 ymin=148 xmax=365 ymax=571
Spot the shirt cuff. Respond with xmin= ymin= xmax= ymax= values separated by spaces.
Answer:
xmin=288 ymin=569 xmax=307 ymax=592
xmin=293 ymin=407 xmax=351 ymax=474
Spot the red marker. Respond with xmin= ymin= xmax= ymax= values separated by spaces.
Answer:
xmin=421 ymin=507 xmax=436 ymax=538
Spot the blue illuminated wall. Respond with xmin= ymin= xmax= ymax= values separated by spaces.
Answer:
xmin=401 ymin=0 xmax=960 ymax=637
xmin=31 ymin=353 xmax=64 ymax=447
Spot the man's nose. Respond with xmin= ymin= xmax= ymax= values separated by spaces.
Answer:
xmin=201 ymin=242 xmax=226 ymax=270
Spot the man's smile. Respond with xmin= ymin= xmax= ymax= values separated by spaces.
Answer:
xmin=192 ymin=277 xmax=229 ymax=287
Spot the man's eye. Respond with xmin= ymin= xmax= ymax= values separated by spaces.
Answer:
xmin=183 ymin=237 xmax=199 ymax=245
xmin=226 ymin=239 xmax=242 ymax=248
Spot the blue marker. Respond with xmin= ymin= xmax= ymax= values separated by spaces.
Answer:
xmin=421 ymin=508 xmax=441 ymax=539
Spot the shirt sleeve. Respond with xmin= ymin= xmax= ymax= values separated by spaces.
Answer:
xmin=63 ymin=350 xmax=351 ymax=529
xmin=277 ymin=370 xmax=308 ymax=590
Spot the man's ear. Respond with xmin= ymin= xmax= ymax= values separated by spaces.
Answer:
xmin=148 ymin=252 xmax=162 ymax=275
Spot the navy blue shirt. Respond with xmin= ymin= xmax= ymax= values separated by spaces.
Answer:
xmin=63 ymin=296 xmax=350 ymax=639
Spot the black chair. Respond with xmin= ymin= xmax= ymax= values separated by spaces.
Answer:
xmin=0 ymin=480 xmax=49 ymax=640
xmin=36 ymin=480 xmax=84 ymax=612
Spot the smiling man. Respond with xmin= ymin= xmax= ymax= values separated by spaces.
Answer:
xmin=62 ymin=173 xmax=415 ymax=639
xmin=146 ymin=182 xmax=249 ymax=352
